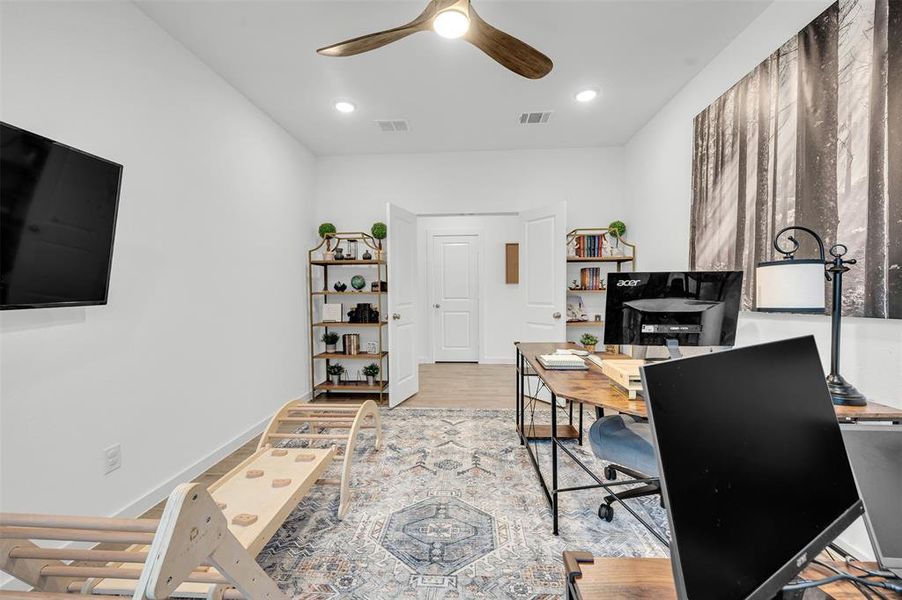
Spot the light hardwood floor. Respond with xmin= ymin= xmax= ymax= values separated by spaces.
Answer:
xmin=139 ymin=363 xmax=512 ymax=520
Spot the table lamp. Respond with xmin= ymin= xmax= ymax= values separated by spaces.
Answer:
xmin=755 ymin=226 xmax=866 ymax=406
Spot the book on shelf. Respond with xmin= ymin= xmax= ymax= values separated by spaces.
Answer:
xmin=571 ymin=234 xmax=606 ymax=258
xmin=579 ymin=267 xmax=604 ymax=291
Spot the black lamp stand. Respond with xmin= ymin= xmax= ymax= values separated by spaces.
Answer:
xmin=773 ymin=226 xmax=867 ymax=407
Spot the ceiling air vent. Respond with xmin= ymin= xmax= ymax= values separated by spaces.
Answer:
xmin=376 ymin=119 xmax=410 ymax=132
xmin=518 ymin=111 xmax=552 ymax=124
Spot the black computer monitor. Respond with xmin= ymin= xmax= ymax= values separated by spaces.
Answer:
xmin=641 ymin=336 xmax=864 ymax=600
xmin=603 ymin=271 xmax=743 ymax=355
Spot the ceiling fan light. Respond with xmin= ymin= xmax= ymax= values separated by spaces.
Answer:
xmin=575 ymin=89 xmax=599 ymax=103
xmin=433 ymin=9 xmax=470 ymax=39
xmin=334 ymin=101 xmax=356 ymax=113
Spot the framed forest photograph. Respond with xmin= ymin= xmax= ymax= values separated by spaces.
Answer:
xmin=689 ymin=0 xmax=901 ymax=319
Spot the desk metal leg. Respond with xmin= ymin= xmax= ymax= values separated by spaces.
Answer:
xmin=518 ymin=350 xmax=525 ymax=445
xmin=578 ymin=403 xmax=584 ymax=446
xmin=551 ymin=390 xmax=559 ymax=535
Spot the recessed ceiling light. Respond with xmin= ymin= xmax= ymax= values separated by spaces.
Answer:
xmin=433 ymin=9 xmax=470 ymax=39
xmin=575 ymin=89 xmax=599 ymax=103
xmin=334 ymin=101 xmax=356 ymax=113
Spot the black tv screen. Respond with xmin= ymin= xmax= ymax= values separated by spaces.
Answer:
xmin=1 ymin=123 xmax=122 ymax=310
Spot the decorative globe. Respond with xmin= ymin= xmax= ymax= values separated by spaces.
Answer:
xmin=351 ymin=275 xmax=366 ymax=290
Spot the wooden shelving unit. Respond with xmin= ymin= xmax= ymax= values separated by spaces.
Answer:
xmin=308 ymin=232 xmax=388 ymax=404
xmin=565 ymin=227 xmax=636 ymax=348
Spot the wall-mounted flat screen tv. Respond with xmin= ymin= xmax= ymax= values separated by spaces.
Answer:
xmin=1 ymin=122 xmax=122 ymax=310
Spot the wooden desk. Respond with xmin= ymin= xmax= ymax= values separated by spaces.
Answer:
xmin=563 ymin=553 xmax=902 ymax=600
xmin=515 ymin=341 xmax=902 ymax=537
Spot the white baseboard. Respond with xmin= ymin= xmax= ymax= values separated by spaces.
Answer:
xmin=0 ymin=390 xmax=311 ymax=591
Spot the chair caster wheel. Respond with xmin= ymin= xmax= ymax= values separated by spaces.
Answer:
xmin=604 ymin=465 xmax=617 ymax=480
xmin=598 ymin=503 xmax=614 ymax=522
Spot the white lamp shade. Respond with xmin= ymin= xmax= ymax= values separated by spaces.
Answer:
xmin=756 ymin=260 xmax=826 ymax=313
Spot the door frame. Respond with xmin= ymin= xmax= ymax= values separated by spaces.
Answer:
xmin=425 ymin=228 xmax=484 ymax=364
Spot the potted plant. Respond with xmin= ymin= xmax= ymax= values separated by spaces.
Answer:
xmin=362 ymin=363 xmax=380 ymax=386
xmin=580 ymin=333 xmax=598 ymax=353
xmin=607 ymin=220 xmax=626 ymax=256
xmin=319 ymin=223 xmax=337 ymax=260
xmin=322 ymin=332 xmax=339 ymax=353
xmin=327 ymin=363 xmax=345 ymax=385
xmin=371 ymin=222 xmax=387 ymax=260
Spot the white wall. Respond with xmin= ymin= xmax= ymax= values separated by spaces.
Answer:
xmin=314 ymin=147 xmax=628 ymax=231
xmin=315 ymin=147 xmax=629 ymax=362
xmin=623 ymin=0 xmax=902 ymax=558
xmin=0 ymin=0 xmax=316 ymax=534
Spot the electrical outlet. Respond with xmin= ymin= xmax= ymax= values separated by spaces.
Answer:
xmin=104 ymin=443 xmax=122 ymax=475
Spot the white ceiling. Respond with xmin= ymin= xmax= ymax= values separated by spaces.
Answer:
xmin=137 ymin=0 xmax=770 ymax=156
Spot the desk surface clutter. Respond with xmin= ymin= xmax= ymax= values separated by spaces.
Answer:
xmin=516 ymin=342 xmax=902 ymax=423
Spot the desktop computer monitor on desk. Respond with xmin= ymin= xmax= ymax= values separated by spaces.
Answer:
xmin=603 ymin=271 xmax=743 ymax=359
xmin=641 ymin=336 xmax=866 ymax=600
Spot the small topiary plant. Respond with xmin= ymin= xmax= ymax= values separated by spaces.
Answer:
xmin=580 ymin=333 xmax=598 ymax=347
xmin=371 ymin=222 xmax=387 ymax=244
xmin=322 ymin=332 xmax=339 ymax=345
xmin=319 ymin=223 xmax=337 ymax=239
xmin=362 ymin=363 xmax=380 ymax=377
xmin=607 ymin=220 xmax=626 ymax=238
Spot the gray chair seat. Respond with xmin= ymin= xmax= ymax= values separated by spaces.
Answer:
xmin=588 ymin=415 xmax=659 ymax=477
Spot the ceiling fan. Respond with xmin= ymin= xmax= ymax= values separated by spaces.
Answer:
xmin=316 ymin=0 xmax=553 ymax=80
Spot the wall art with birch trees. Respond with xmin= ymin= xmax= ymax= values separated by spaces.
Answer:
xmin=690 ymin=0 xmax=901 ymax=318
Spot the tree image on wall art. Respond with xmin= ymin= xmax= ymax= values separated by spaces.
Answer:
xmin=689 ymin=0 xmax=901 ymax=319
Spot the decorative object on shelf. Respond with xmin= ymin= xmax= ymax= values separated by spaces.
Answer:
xmin=351 ymin=275 xmax=367 ymax=290
xmin=580 ymin=333 xmax=598 ymax=353
xmin=327 ymin=363 xmax=345 ymax=385
xmin=756 ymin=226 xmax=866 ymax=406
xmin=567 ymin=296 xmax=587 ymax=322
xmin=322 ymin=332 xmax=340 ymax=353
xmin=569 ymin=280 xmax=581 ymax=290
xmin=334 ymin=247 xmax=345 ymax=260
xmin=319 ymin=223 xmax=337 ymax=260
xmin=363 ymin=363 xmax=380 ymax=386
xmin=322 ymin=303 xmax=342 ymax=322
xmin=343 ymin=333 xmax=361 ymax=355
xmin=366 ymin=341 xmax=378 ymax=354
xmin=594 ymin=314 xmax=602 ymax=322
xmin=347 ymin=239 xmax=358 ymax=260
xmin=607 ymin=221 xmax=626 ymax=257
xmin=348 ymin=303 xmax=379 ymax=323
xmin=334 ymin=281 xmax=348 ymax=292
xmin=371 ymin=222 xmax=387 ymax=260
xmin=362 ymin=249 xmax=373 ymax=260
xmin=371 ymin=280 xmax=388 ymax=292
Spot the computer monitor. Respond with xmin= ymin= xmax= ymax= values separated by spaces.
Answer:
xmin=604 ymin=271 xmax=743 ymax=357
xmin=641 ymin=336 xmax=864 ymax=600
xmin=841 ymin=425 xmax=902 ymax=577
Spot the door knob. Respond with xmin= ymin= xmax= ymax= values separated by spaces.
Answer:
xmin=552 ymin=312 xmax=562 ymax=319
xmin=433 ymin=303 xmax=441 ymax=308
xmin=392 ymin=313 xmax=401 ymax=320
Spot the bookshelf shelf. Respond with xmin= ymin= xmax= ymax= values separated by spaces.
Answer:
xmin=565 ymin=228 xmax=636 ymax=348
xmin=309 ymin=232 xmax=388 ymax=404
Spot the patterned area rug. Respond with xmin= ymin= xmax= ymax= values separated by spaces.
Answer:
xmin=258 ymin=408 xmax=669 ymax=599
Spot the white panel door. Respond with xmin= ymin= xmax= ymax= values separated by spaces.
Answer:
xmin=387 ymin=204 xmax=419 ymax=407
xmin=520 ymin=203 xmax=566 ymax=342
xmin=431 ymin=234 xmax=479 ymax=362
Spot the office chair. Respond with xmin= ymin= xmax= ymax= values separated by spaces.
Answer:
xmin=588 ymin=414 xmax=662 ymax=521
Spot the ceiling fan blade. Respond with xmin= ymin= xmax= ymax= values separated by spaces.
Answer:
xmin=463 ymin=6 xmax=553 ymax=79
xmin=317 ymin=1 xmax=454 ymax=57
